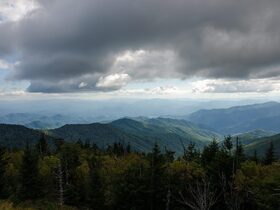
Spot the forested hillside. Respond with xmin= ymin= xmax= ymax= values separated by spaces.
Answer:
xmin=244 ymin=133 xmax=280 ymax=158
xmin=0 ymin=136 xmax=279 ymax=210
xmin=0 ymin=124 xmax=51 ymax=149
xmin=0 ymin=118 xmax=220 ymax=153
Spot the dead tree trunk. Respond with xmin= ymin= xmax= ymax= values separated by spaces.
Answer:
xmin=178 ymin=177 xmax=218 ymax=210
xmin=56 ymin=160 xmax=64 ymax=206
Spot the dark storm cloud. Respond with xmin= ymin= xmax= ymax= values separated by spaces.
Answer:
xmin=0 ymin=22 xmax=16 ymax=56
xmin=1 ymin=0 xmax=280 ymax=92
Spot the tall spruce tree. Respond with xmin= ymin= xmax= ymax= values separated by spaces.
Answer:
xmin=184 ymin=142 xmax=200 ymax=162
xmin=0 ymin=147 xmax=8 ymax=198
xmin=234 ymin=137 xmax=245 ymax=170
xmin=148 ymin=143 xmax=166 ymax=210
xmin=264 ymin=141 xmax=275 ymax=165
xmin=201 ymin=139 xmax=219 ymax=166
xmin=36 ymin=133 xmax=50 ymax=156
xmin=19 ymin=144 xmax=40 ymax=200
xmin=88 ymin=156 xmax=105 ymax=210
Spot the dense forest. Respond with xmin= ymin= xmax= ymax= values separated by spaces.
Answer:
xmin=0 ymin=135 xmax=279 ymax=210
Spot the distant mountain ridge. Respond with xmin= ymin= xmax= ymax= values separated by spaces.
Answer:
xmin=0 ymin=117 xmax=220 ymax=152
xmin=1 ymin=101 xmax=280 ymax=155
xmin=49 ymin=117 xmax=220 ymax=152
xmin=187 ymin=101 xmax=280 ymax=134
xmin=0 ymin=113 xmax=93 ymax=129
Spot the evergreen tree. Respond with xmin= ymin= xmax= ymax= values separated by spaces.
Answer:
xmin=60 ymin=144 xmax=81 ymax=205
xmin=184 ymin=142 xmax=200 ymax=162
xmin=36 ymin=133 xmax=50 ymax=156
xmin=126 ymin=143 xmax=131 ymax=154
xmin=223 ymin=135 xmax=233 ymax=153
xmin=0 ymin=147 xmax=8 ymax=198
xmin=147 ymin=143 xmax=166 ymax=210
xmin=84 ymin=140 xmax=91 ymax=149
xmin=234 ymin=137 xmax=245 ymax=170
xmin=88 ymin=156 xmax=105 ymax=210
xmin=264 ymin=141 xmax=275 ymax=165
xmin=251 ymin=150 xmax=259 ymax=163
xmin=54 ymin=138 xmax=65 ymax=152
xmin=19 ymin=144 xmax=41 ymax=200
xmin=201 ymin=139 xmax=219 ymax=166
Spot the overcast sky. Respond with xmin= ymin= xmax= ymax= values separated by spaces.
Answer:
xmin=1 ymin=0 xmax=280 ymax=100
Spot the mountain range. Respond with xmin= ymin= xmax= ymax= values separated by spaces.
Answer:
xmin=187 ymin=101 xmax=280 ymax=135
xmin=0 ymin=117 xmax=221 ymax=152
xmin=48 ymin=117 xmax=221 ymax=152
xmin=0 ymin=101 xmax=279 ymax=156
xmin=0 ymin=113 xmax=94 ymax=129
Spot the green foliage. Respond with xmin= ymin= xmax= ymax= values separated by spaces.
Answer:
xmin=244 ymin=133 xmax=280 ymax=158
xmin=0 ymin=147 xmax=8 ymax=198
xmin=236 ymin=161 xmax=280 ymax=210
xmin=36 ymin=134 xmax=50 ymax=156
xmin=0 ymin=134 xmax=279 ymax=209
xmin=88 ymin=156 xmax=105 ymax=210
xmin=18 ymin=145 xmax=41 ymax=200
xmin=264 ymin=142 xmax=276 ymax=165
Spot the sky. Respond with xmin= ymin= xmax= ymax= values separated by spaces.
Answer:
xmin=1 ymin=0 xmax=280 ymax=100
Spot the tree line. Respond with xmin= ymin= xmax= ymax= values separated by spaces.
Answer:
xmin=0 ymin=135 xmax=279 ymax=210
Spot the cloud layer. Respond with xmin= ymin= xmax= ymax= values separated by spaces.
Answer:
xmin=1 ymin=0 xmax=280 ymax=92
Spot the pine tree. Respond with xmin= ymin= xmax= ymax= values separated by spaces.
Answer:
xmin=234 ymin=137 xmax=245 ymax=170
xmin=264 ymin=142 xmax=275 ymax=165
xmin=223 ymin=135 xmax=233 ymax=153
xmin=251 ymin=150 xmax=259 ymax=163
xmin=19 ymin=144 xmax=41 ymax=200
xmin=201 ymin=139 xmax=219 ymax=166
xmin=0 ymin=146 xmax=8 ymax=198
xmin=184 ymin=142 xmax=200 ymax=162
xmin=37 ymin=133 xmax=50 ymax=156
xmin=88 ymin=156 xmax=105 ymax=210
xmin=60 ymin=144 xmax=81 ymax=205
xmin=126 ymin=143 xmax=131 ymax=154
xmin=148 ymin=143 xmax=166 ymax=210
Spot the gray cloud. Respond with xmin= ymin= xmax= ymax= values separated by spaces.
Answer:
xmin=1 ymin=0 xmax=280 ymax=92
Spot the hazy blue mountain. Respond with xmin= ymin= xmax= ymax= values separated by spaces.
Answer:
xmin=0 ymin=113 xmax=92 ymax=129
xmin=0 ymin=99 xmax=266 ymax=124
xmin=187 ymin=101 xmax=280 ymax=134
xmin=244 ymin=133 xmax=280 ymax=158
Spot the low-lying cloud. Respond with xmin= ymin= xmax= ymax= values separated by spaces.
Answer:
xmin=192 ymin=79 xmax=280 ymax=93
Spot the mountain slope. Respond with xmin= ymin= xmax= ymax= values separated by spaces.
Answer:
xmin=48 ymin=123 xmax=151 ymax=151
xmin=48 ymin=118 xmax=220 ymax=152
xmin=0 ymin=117 xmax=219 ymax=152
xmin=244 ymin=134 xmax=280 ymax=158
xmin=0 ymin=124 xmax=45 ymax=148
xmin=233 ymin=129 xmax=276 ymax=145
xmin=187 ymin=101 xmax=280 ymax=134
xmin=111 ymin=118 xmax=221 ymax=151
